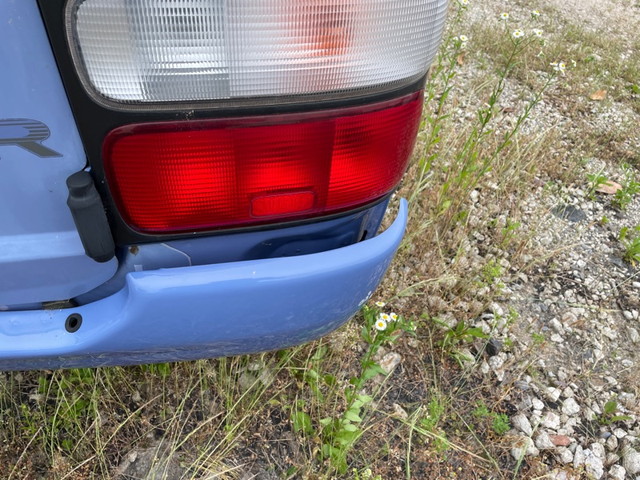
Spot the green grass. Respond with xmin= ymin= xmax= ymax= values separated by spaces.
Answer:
xmin=619 ymin=225 xmax=640 ymax=264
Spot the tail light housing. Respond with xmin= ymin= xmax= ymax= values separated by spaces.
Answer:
xmin=38 ymin=0 xmax=447 ymax=242
xmin=66 ymin=0 xmax=447 ymax=107
xmin=104 ymin=92 xmax=423 ymax=233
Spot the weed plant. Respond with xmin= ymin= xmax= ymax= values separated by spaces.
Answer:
xmin=619 ymin=225 xmax=640 ymax=265
xmin=597 ymin=397 xmax=632 ymax=425
xmin=612 ymin=163 xmax=640 ymax=210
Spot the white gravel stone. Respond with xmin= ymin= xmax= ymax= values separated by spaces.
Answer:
xmin=624 ymin=310 xmax=634 ymax=320
xmin=602 ymin=327 xmax=618 ymax=340
xmin=562 ymin=386 xmax=574 ymax=398
xmin=490 ymin=302 xmax=504 ymax=317
xmin=623 ymin=447 xmax=640 ymax=475
xmin=550 ymin=334 xmax=564 ymax=343
xmin=562 ymin=311 xmax=578 ymax=324
xmin=629 ymin=327 xmax=640 ymax=344
xmin=623 ymin=436 xmax=639 ymax=448
xmin=379 ymin=352 xmax=402 ymax=374
xmin=550 ymin=318 xmax=564 ymax=333
xmin=591 ymin=442 xmax=606 ymax=460
xmin=530 ymin=412 xmax=542 ymax=426
xmin=606 ymin=453 xmax=621 ymax=467
xmin=535 ymin=431 xmax=556 ymax=450
xmin=584 ymin=449 xmax=605 ymax=479
xmin=620 ymin=392 xmax=637 ymax=410
xmin=557 ymin=368 xmax=568 ymax=382
xmin=532 ymin=397 xmax=545 ymax=411
xmin=542 ymin=411 xmax=561 ymax=430
xmin=512 ymin=413 xmax=533 ymax=436
xmin=574 ymin=445 xmax=586 ymax=468
xmin=562 ymin=397 xmax=580 ymax=416
xmin=511 ymin=436 xmax=539 ymax=460
xmin=548 ymin=470 xmax=569 ymax=480
xmin=607 ymin=435 xmax=619 ymax=451
xmin=488 ymin=354 xmax=505 ymax=371
xmin=614 ymin=428 xmax=628 ymax=439
xmin=609 ymin=465 xmax=626 ymax=480
xmin=557 ymin=447 xmax=574 ymax=464
xmin=584 ymin=407 xmax=597 ymax=420
xmin=545 ymin=387 xmax=562 ymax=402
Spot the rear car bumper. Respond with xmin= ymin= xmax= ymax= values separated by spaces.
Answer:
xmin=0 ymin=200 xmax=407 ymax=370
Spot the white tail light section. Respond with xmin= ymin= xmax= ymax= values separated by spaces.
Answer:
xmin=67 ymin=0 xmax=448 ymax=105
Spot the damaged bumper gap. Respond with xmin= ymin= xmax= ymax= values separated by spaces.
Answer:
xmin=0 ymin=200 xmax=408 ymax=370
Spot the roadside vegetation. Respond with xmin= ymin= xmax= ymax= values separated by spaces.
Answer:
xmin=2 ymin=1 xmax=640 ymax=479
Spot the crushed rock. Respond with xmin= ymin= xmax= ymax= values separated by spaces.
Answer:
xmin=449 ymin=0 xmax=640 ymax=475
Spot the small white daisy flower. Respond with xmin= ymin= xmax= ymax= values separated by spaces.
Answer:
xmin=454 ymin=35 xmax=468 ymax=49
xmin=379 ymin=313 xmax=391 ymax=322
xmin=512 ymin=29 xmax=525 ymax=39
xmin=375 ymin=318 xmax=388 ymax=331
xmin=458 ymin=0 xmax=469 ymax=7
xmin=551 ymin=61 xmax=566 ymax=73
xmin=532 ymin=28 xmax=543 ymax=38
xmin=390 ymin=313 xmax=399 ymax=321
xmin=375 ymin=301 xmax=386 ymax=308
xmin=531 ymin=9 xmax=541 ymax=18
xmin=500 ymin=12 xmax=509 ymax=20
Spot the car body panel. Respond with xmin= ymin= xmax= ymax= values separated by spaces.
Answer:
xmin=75 ymin=198 xmax=389 ymax=304
xmin=0 ymin=200 xmax=407 ymax=370
xmin=0 ymin=0 xmax=117 ymax=307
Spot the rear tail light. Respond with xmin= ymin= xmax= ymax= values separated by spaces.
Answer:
xmin=104 ymin=92 xmax=423 ymax=233
xmin=66 ymin=0 xmax=448 ymax=105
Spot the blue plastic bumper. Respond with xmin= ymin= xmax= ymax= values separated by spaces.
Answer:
xmin=0 ymin=201 xmax=407 ymax=370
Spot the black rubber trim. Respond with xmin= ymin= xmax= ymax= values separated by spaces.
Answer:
xmin=37 ymin=0 xmax=424 ymax=245
xmin=66 ymin=171 xmax=115 ymax=262
xmin=65 ymin=313 xmax=83 ymax=333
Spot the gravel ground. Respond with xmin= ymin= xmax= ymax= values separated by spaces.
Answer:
xmin=545 ymin=0 xmax=640 ymax=41
xmin=454 ymin=0 xmax=640 ymax=478
xmin=481 ymin=184 xmax=640 ymax=479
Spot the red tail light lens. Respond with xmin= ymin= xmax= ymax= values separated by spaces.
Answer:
xmin=103 ymin=92 xmax=423 ymax=233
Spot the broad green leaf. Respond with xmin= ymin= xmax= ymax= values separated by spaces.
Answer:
xmin=291 ymin=411 xmax=313 ymax=435
xmin=344 ymin=410 xmax=362 ymax=423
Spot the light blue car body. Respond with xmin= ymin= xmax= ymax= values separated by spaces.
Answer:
xmin=0 ymin=0 xmax=407 ymax=370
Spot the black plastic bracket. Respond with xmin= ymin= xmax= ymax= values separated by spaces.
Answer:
xmin=66 ymin=171 xmax=116 ymax=263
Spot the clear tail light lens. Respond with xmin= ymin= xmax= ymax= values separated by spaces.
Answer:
xmin=67 ymin=0 xmax=447 ymax=105
xmin=103 ymin=92 xmax=423 ymax=233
